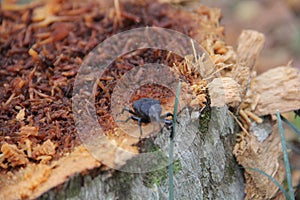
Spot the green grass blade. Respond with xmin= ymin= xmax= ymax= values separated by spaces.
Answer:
xmin=172 ymin=82 xmax=181 ymax=140
xmin=244 ymin=167 xmax=291 ymax=200
xmin=277 ymin=111 xmax=295 ymax=200
xmin=168 ymin=82 xmax=181 ymax=200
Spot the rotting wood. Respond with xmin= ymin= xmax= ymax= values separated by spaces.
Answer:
xmin=1 ymin=0 xmax=298 ymax=199
xmin=248 ymin=66 xmax=300 ymax=116
xmin=0 ymin=146 xmax=101 ymax=200
xmin=232 ymin=30 xmax=265 ymax=92
xmin=233 ymin=122 xmax=286 ymax=200
xmin=207 ymin=77 xmax=242 ymax=108
xmin=0 ymin=0 xmax=245 ymax=198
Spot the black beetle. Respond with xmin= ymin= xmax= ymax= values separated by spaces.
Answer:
xmin=120 ymin=98 xmax=173 ymax=137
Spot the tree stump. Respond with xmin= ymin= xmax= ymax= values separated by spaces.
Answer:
xmin=40 ymin=107 xmax=245 ymax=200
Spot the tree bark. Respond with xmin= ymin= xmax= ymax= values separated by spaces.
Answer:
xmin=39 ymin=106 xmax=245 ymax=200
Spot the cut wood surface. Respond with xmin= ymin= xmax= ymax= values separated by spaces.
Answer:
xmin=250 ymin=66 xmax=300 ymax=116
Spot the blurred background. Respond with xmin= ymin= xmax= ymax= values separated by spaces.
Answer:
xmin=202 ymin=0 xmax=300 ymax=74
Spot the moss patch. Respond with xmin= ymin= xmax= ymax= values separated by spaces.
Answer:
xmin=199 ymin=92 xmax=211 ymax=134
xmin=142 ymin=159 xmax=182 ymax=188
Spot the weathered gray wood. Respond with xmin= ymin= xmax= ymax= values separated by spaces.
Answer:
xmin=39 ymin=106 xmax=245 ymax=200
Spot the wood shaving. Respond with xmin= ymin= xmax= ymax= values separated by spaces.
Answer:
xmin=16 ymin=108 xmax=25 ymax=121
xmin=239 ymin=109 xmax=252 ymax=125
xmin=1 ymin=143 xmax=29 ymax=167
xmin=0 ymin=154 xmax=8 ymax=169
xmin=19 ymin=125 xmax=39 ymax=137
xmin=28 ymin=48 xmax=40 ymax=62
xmin=244 ymin=110 xmax=263 ymax=124
xmin=190 ymin=80 xmax=207 ymax=108
xmin=32 ymin=139 xmax=57 ymax=159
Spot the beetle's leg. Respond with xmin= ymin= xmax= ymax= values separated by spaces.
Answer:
xmin=117 ymin=108 xmax=138 ymax=123
xmin=120 ymin=107 xmax=136 ymax=115
xmin=164 ymin=119 xmax=174 ymax=138
xmin=161 ymin=112 xmax=173 ymax=119
xmin=161 ymin=112 xmax=180 ymax=124
xmin=131 ymin=116 xmax=143 ymax=137
xmin=169 ymin=125 xmax=174 ymax=139
xmin=164 ymin=119 xmax=172 ymax=131
xmin=160 ymin=113 xmax=173 ymax=133
xmin=164 ymin=119 xmax=172 ymax=126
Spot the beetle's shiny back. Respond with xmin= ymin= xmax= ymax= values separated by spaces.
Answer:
xmin=132 ymin=98 xmax=162 ymax=122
